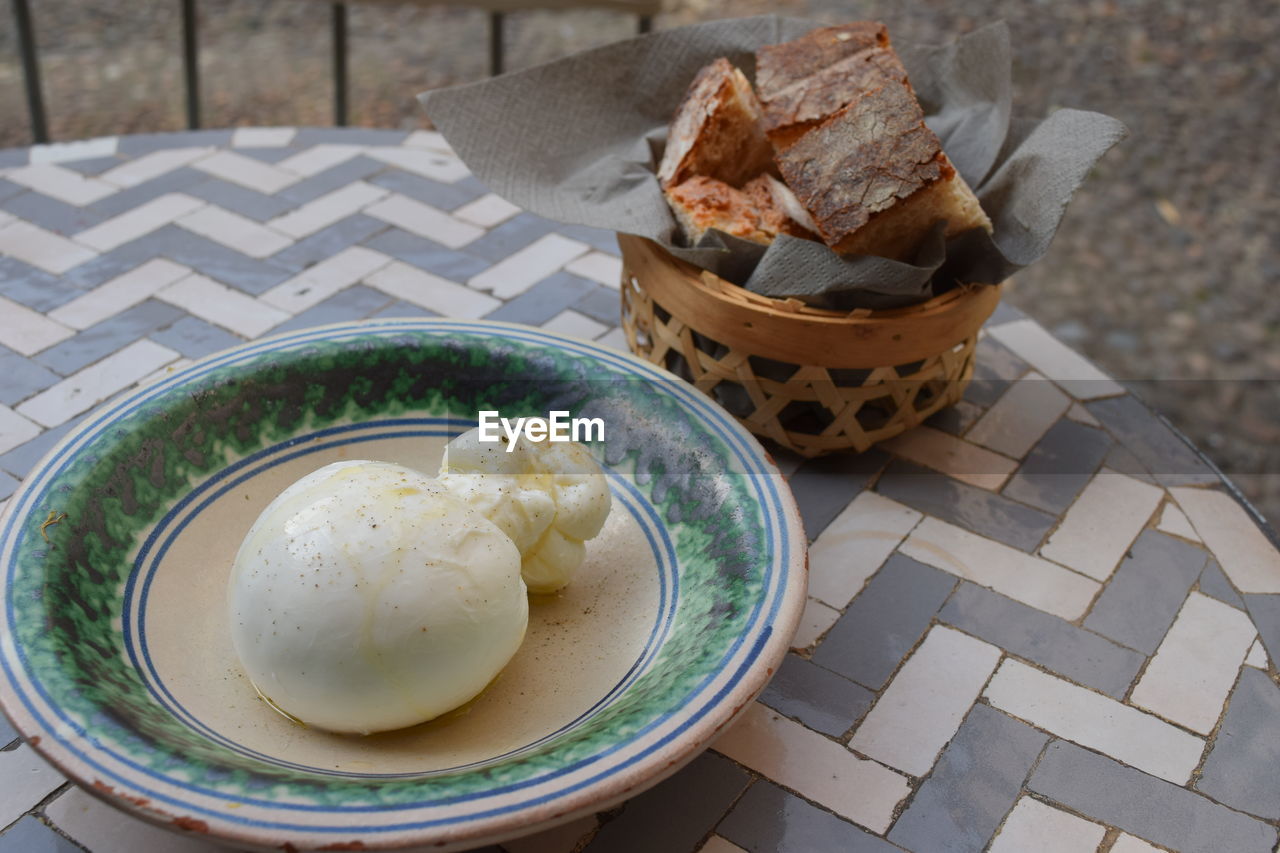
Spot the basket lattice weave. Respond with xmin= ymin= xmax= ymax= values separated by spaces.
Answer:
xmin=617 ymin=235 xmax=1002 ymax=458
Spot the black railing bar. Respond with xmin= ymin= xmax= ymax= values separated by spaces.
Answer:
xmin=333 ymin=1 xmax=348 ymax=125
xmin=489 ymin=11 xmax=504 ymax=77
xmin=638 ymin=14 xmax=651 ymax=34
xmin=12 ymin=0 xmax=49 ymax=144
xmin=182 ymin=0 xmax=200 ymax=129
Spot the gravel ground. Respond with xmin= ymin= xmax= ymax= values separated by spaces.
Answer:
xmin=2 ymin=0 xmax=1277 ymax=520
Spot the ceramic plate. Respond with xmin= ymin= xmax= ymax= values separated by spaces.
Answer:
xmin=0 ymin=319 xmax=806 ymax=852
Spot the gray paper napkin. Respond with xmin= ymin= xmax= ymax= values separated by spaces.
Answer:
xmin=421 ymin=16 xmax=1126 ymax=310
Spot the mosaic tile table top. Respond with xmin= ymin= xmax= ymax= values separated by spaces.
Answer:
xmin=1 ymin=128 xmax=1279 ymax=853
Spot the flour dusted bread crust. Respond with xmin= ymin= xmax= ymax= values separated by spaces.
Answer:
xmin=665 ymin=175 xmax=817 ymax=246
xmin=775 ymin=79 xmax=991 ymax=260
xmin=657 ymin=58 xmax=774 ymax=189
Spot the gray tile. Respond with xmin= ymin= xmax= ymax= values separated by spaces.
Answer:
xmin=1029 ymin=739 xmax=1277 ymax=853
xmin=59 ymin=155 xmax=123 ymax=176
xmin=233 ymin=146 xmax=295 ymax=164
xmin=366 ymin=300 xmax=438 ymax=320
xmin=1001 ymin=418 xmax=1114 ymax=515
xmin=1087 ymin=394 xmax=1219 ymax=487
xmin=582 ymin=751 xmax=749 ymax=853
xmin=269 ymin=285 xmax=394 ymax=334
xmin=268 ymin=213 xmax=387 ymax=273
xmin=889 ymin=704 xmax=1047 ymax=853
xmin=452 ymin=174 xmax=490 ymax=195
xmin=0 ymin=257 xmax=81 ymax=312
xmin=0 ymin=415 xmax=86 ymax=479
xmin=964 ymin=337 xmax=1029 ymax=408
xmin=788 ymin=450 xmax=888 ymax=541
xmin=985 ymin=300 xmax=1028 ymax=327
xmin=149 ymin=316 xmax=242 ymax=359
xmin=483 ymin=272 xmax=598 ymax=326
xmin=142 ymin=225 xmax=292 ymax=295
xmin=0 ymin=147 xmax=28 ymax=169
xmin=1198 ymin=558 xmax=1244 ymax=609
xmin=1244 ymin=594 xmax=1280 ymax=669
xmin=0 ymin=345 xmax=60 ymax=405
xmin=362 ymin=228 xmax=489 ymax=281
xmin=813 ymin=553 xmax=956 ymax=689
xmin=368 ymin=169 xmax=486 ymax=211
xmin=0 ymin=469 xmax=17 ymax=500
xmin=292 ymin=128 xmax=409 ymax=147
xmin=0 ymin=178 xmax=24 ymax=203
xmin=556 ymin=223 xmax=620 ymax=255
xmin=34 ymin=300 xmax=183 ymax=375
xmin=940 ymin=583 xmax=1143 ymax=698
xmin=573 ymin=285 xmax=622 ymax=325
xmin=1196 ymin=667 xmax=1280 ymax=819
xmin=85 ymin=166 xmax=208 ymax=218
xmin=877 ymin=460 xmax=1054 ymax=551
xmin=462 ymin=212 xmax=562 ymax=262
xmin=116 ymin=131 xmax=232 ymax=156
xmin=1102 ymin=443 xmax=1159 ymax=485
xmin=1083 ymin=530 xmax=1207 ymax=654
xmin=758 ymin=654 xmax=874 ymax=737
xmin=0 ymin=707 xmax=17 ymax=746
xmin=276 ymin=155 xmax=385 ymax=206
xmin=3 ymin=191 xmax=105 ymax=235
xmin=718 ymin=780 xmax=899 ymax=853
xmin=924 ymin=400 xmax=983 ymax=436
xmin=185 ymin=177 xmax=295 ymax=222
xmin=0 ymin=815 xmax=83 ymax=852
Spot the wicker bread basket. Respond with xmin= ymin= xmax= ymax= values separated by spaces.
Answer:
xmin=618 ymin=233 xmax=1002 ymax=457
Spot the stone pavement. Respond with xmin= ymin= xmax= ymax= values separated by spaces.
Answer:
xmin=1 ymin=128 xmax=1280 ymax=853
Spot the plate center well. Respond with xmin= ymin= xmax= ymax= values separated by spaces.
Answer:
xmin=128 ymin=422 xmax=667 ymax=776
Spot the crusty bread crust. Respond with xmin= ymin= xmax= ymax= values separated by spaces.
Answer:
xmin=665 ymin=176 xmax=773 ymax=245
xmin=657 ymin=58 xmax=775 ymax=189
xmin=755 ymin=22 xmax=889 ymax=101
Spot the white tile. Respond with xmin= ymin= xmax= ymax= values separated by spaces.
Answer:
xmin=5 ymin=163 xmax=117 ymax=205
xmin=791 ymin=596 xmax=840 ymax=649
xmin=402 ymin=129 xmax=455 ymax=154
xmin=0 ymin=294 xmax=75 ymax=355
xmin=808 ymin=491 xmax=921 ymax=608
xmin=984 ymin=658 xmax=1204 ymax=784
xmin=45 ymin=785 xmax=226 ymax=853
xmin=268 ymin=181 xmax=389 ymax=240
xmin=98 ymin=146 xmax=213 ymax=188
xmin=988 ymin=796 xmax=1107 ymax=853
xmin=366 ymin=146 xmax=470 ymax=183
xmin=260 ymin=246 xmax=392 ymax=313
xmin=364 ymin=261 xmax=499 ymax=319
xmin=965 ymin=372 xmax=1071 ymax=459
xmin=1130 ymin=592 xmax=1258 ymax=734
xmin=1171 ymin=486 xmax=1280 ymax=594
xmin=139 ymin=358 xmax=194 ymax=387
xmin=28 ymin=136 xmax=117 ymax=164
xmin=565 ymin=250 xmax=624 ymax=289
xmin=74 ymin=193 xmax=206 ymax=252
xmin=1065 ymin=402 xmax=1101 ymax=428
xmin=1245 ymin=638 xmax=1269 ymax=669
xmin=231 ymin=126 xmax=296 ymax=147
xmin=714 ymin=702 xmax=910 ymax=833
xmin=879 ymin=425 xmax=1019 ymax=490
xmin=0 ymin=210 xmax=12 ymax=228
xmin=177 ymin=205 xmax=293 ymax=258
xmin=191 ymin=149 xmax=299 ymax=193
xmin=849 ymin=625 xmax=1001 ymax=776
xmin=1156 ymin=501 xmax=1200 ymax=542
xmin=900 ymin=518 xmax=1100 ymax=620
xmin=1110 ymin=834 xmax=1165 ymax=853
xmin=540 ymin=309 xmax=608 ymax=341
xmin=595 ymin=327 xmax=630 ymax=353
xmin=16 ymin=340 xmax=179 ymax=428
xmin=364 ymin=193 xmax=483 ymax=250
xmin=47 ymin=259 xmax=191 ymax=330
xmin=157 ymin=274 xmax=288 ymax=339
xmin=0 ymin=219 xmax=97 ymax=274
xmin=453 ymin=192 xmax=523 ymax=228
xmin=275 ymin=144 xmax=364 ymax=177
xmin=501 ymin=815 xmax=597 ymax=853
xmin=470 ymin=234 xmax=590 ymax=298
xmin=0 ymin=404 xmax=41 ymax=455
xmin=697 ymin=838 xmax=748 ymax=853
xmin=988 ymin=319 xmax=1125 ymax=400
xmin=0 ymin=744 xmax=66 ymax=827
xmin=1040 ymin=470 xmax=1163 ymax=581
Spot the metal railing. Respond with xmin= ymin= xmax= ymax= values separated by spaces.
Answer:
xmin=9 ymin=0 xmax=654 ymax=144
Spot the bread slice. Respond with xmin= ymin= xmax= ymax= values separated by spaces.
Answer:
xmin=657 ymin=58 xmax=775 ymax=189
xmin=776 ymin=79 xmax=992 ymax=260
xmin=755 ymin=22 xmax=890 ymax=101
xmin=665 ymin=174 xmax=818 ymax=246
